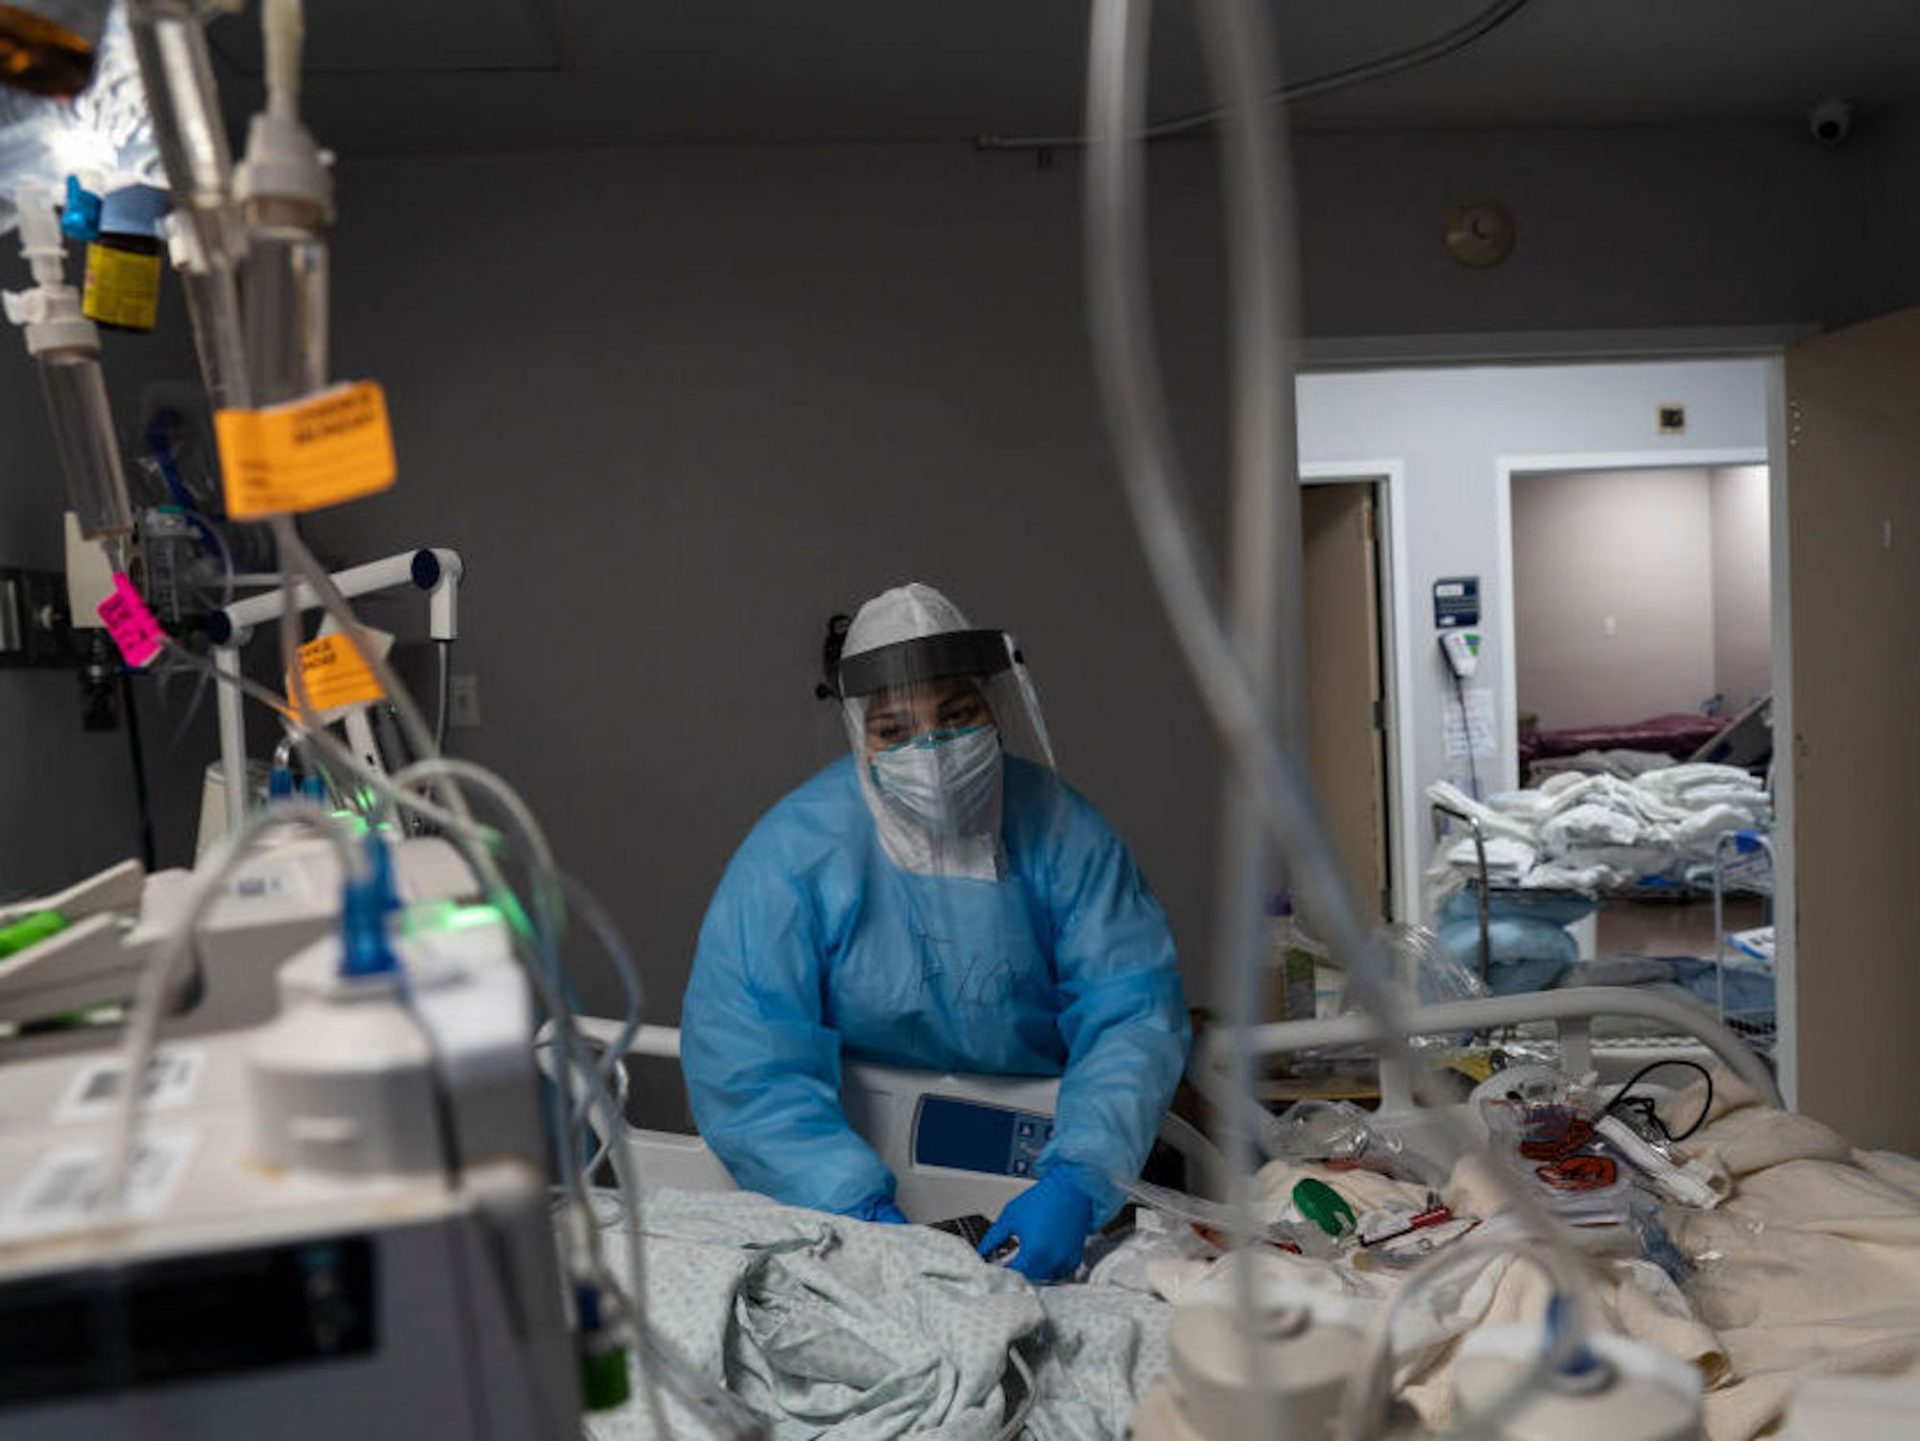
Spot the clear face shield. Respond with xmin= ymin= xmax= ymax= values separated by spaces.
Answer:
xmin=834 ymin=625 xmax=1060 ymax=880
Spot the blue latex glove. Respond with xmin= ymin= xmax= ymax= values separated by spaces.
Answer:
xmin=854 ymin=1195 xmax=909 ymax=1225
xmin=979 ymin=1171 xmax=1095 ymax=1283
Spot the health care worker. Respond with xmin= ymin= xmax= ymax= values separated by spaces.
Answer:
xmin=682 ymin=583 xmax=1189 ymax=1282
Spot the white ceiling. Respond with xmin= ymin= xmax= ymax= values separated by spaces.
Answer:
xmin=204 ymin=1 xmax=1920 ymax=154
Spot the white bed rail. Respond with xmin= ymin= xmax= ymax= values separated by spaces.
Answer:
xmin=562 ymin=988 xmax=1773 ymax=1217
xmin=1198 ymin=984 xmax=1782 ymax=1117
xmin=561 ymin=1019 xmax=1225 ymax=1221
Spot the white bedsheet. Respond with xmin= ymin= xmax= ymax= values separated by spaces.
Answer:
xmin=585 ymin=1188 xmax=1169 ymax=1441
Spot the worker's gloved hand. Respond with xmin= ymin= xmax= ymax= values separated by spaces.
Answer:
xmin=979 ymin=1170 xmax=1096 ymax=1283
xmin=854 ymin=1195 xmax=910 ymax=1225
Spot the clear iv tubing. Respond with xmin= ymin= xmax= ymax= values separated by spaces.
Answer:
xmin=101 ymin=800 xmax=362 ymax=1214
xmin=163 ymin=637 xmax=635 ymax=1194
xmin=1200 ymin=0 xmax=1308 ymax=1410
xmin=556 ymin=869 xmax=648 ymax=1122
xmin=548 ymin=1032 xmax=631 ymax=1180
xmin=1117 ymin=1173 xmax=1321 ymax=1252
xmin=124 ymin=0 xmax=637 ymax=1406
xmin=258 ymin=477 xmax=556 ymax=1222
xmin=1083 ymin=4 xmax=1304 ymax=1435
xmin=1082 ymin=3 xmax=1596 ymax=1435
xmin=163 ymin=640 xmax=694 ymax=1434
xmin=1339 ymin=1231 xmax=1589 ymax=1441
xmin=585 ymin=1062 xmax=766 ymax=1441
xmin=142 ymin=290 xmax=606 ymax=1313
xmin=173 ymin=259 xmax=248 ymax=411
xmin=388 ymin=756 xmax=588 ymax=1213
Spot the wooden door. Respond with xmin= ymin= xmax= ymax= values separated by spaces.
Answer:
xmin=1785 ymin=307 xmax=1920 ymax=1152
xmin=1301 ymin=483 xmax=1391 ymax=923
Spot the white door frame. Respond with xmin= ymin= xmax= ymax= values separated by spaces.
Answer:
xmin=1300 ymin=461 xmax=1420 ymax=925
xmin=1763 ymin=358 xmax=1797 ymax=1109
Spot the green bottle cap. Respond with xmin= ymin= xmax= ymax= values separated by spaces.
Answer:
xmin=1293 ymin=1177 xmax=1357 ymax=1237
xmin=579 ymin=1342 xmax=632 ymax=1411
xmin=0 ymin=911 xmax=67 ymax=959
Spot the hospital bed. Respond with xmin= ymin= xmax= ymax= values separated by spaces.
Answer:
xmin=580 ymin=990 xmax=1799 ymax=1440
xmin=583 ymin=986 xmax=1776 ymax=1217
xmin=569 ymin=1017 xmax=1225 ymax=1221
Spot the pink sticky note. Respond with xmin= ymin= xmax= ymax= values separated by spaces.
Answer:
xmin=97 ymin=573 xmax=165 ymax=669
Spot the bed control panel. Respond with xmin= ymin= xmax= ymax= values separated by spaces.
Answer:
xmin=913 ymin=1096 xmax=1054 ymax=1178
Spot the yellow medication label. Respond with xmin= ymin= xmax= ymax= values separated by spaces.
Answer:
xmin=287 ymin=632 xmax=384 ymax=716
xmin=216 ymin=382 xmax=397 ymax=519
xmin=81 ymin=243 xmax=162 ymax=331
xmin=1442 ymin=1051 xmax=1498 ymax=1085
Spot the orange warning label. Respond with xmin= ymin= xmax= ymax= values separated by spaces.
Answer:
xmin=287 ymin=632 xmax=384 ymax=716
xmin=216 ymin=382 xmax=397 ymax=519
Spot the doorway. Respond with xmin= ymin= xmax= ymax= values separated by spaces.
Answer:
xmin=1295 ymin=353 xmax=1789 ymax=1088
xmin=1299 ymin=467 xmax=1411 ymax=926
xmin=1506 ymin=459 xmax=1775 ymax=960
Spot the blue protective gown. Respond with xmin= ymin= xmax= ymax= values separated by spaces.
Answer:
xmin=682 ymin=754 xmax=1189 ymax=1221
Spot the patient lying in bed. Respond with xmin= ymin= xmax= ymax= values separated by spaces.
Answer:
xmin=589 ymin=1073 xmax=1920 ymax=1441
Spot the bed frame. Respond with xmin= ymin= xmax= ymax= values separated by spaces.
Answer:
xmin=579 ymin=987 xmax=1778 ymax=1219
xmin=1195 ymin=985 xmax=1781 ymax=1176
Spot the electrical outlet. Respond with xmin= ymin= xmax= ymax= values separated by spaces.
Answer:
xmin=449 ymin=673 xmax=482 ymax=729
xmin=1602 ymin=615 xmax=1618 ymax=638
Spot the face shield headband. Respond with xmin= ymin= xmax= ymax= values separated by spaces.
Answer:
xmin=835 ymin=628 xmax=1016 ymax=701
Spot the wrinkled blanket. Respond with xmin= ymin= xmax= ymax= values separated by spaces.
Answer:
xmin=1658 ymin=1076 xmax=1920 ymax=1440
xmin=1091 ymin=1080 xmax=1920 ymax=1441
xmin=1104 ymin=1164 xmax=1724 ymax=1434
xmin=586 ymin=1188 xmax=1170 ymax=1441
xmin=1425 ymin=1078 xmax=1920 ymax=1439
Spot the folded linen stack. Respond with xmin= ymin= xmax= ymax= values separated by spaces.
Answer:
xmin=1431 ymin=765 xmax=1770 ymax=893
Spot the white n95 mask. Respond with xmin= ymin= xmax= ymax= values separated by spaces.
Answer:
xmin=869 ymin=725 xmax=1002 ymax=833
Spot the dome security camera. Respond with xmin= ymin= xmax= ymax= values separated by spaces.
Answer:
xmin=1809 ymin=99 xmax=1854 ymax=147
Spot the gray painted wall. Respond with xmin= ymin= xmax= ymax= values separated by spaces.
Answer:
xmin=305 ymin=145 xmax=1224 ymax=1019
xmin=1710 ymin=464 xmax=1773 ymax=711
xmin=0 ymin=115 xmax=1898 ymax=1011
xmin=297 ymin=136 xmax=1814 ymax=1016
xmin=1512 ymin=468 xmax=1718 ymax=730
xmin=1869 ymin=102 xmax=1920 ymax=311
xmin=1288 ymin=122 xmax=1875 ymax=336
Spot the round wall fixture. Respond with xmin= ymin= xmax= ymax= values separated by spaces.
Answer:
xmin=1444 ymin=197 xmax=1516 ymax=268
